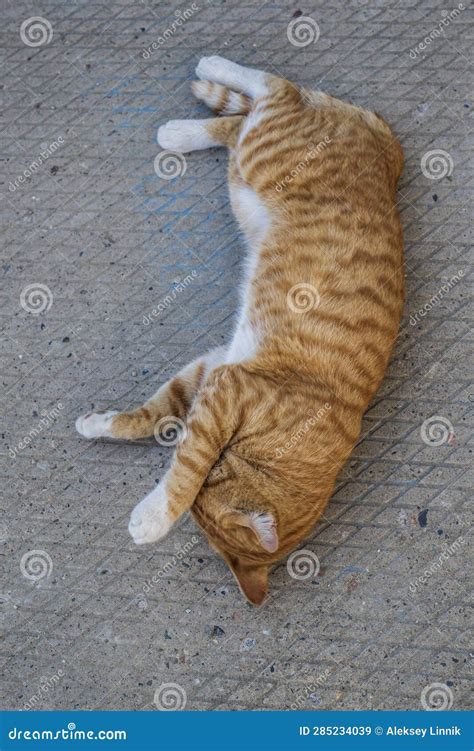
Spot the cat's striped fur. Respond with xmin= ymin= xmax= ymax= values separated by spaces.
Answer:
xmin=76 ymin=57 xmax=404 ymax=605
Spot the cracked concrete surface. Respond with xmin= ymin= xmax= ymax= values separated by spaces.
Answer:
xmin=1 ymin=0 xmax=472 ymax=711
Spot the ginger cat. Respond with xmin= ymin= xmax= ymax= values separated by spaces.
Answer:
xmin=76 ymin=56 xmax=404 ymax=605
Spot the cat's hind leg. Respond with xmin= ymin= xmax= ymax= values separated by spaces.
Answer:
xmin=75 ymin=346 xmax=226 ymax=441
xmin=157 ymin=115 xmax=243 ymax=152
xmin=195 ymin=56 xmax=270 ymax=99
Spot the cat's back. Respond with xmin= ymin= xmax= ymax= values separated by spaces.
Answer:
xmin=239 ymin=89 xmax=405 ymax=412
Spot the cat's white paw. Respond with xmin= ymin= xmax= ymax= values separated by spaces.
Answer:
xmin=128 ymin=484 xmax=173 ymax=545
xmin=195 ymin=55 xmax=229 ymax=81
xmin=157 ymin=120 xmax=214 ymax=152
xmin=75 ymin=411 xmax=118 ymax=439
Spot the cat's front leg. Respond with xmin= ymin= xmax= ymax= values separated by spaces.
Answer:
xmin=157 ymin=119 xmax=221 ymax=152
xmin=75 ymin=411 xmax=118 ymax=438
xmin=128 ymin=365 xmax=242 ymax=546
xmin=128 ymin=481 xmax=173 ymax=545
xmin=75 ymin=346 xmax=227 ymax=442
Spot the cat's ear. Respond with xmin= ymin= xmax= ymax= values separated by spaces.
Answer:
xmin=247 ymin=511 xmax=279 ymax=552
xmin=229 ymin=510 xmax=279 ymax=553
xmin=229 ymin=560 xmax=269 ymax=606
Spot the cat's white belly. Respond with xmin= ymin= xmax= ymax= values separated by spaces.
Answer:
xmin=225 ymin=186 xmax=271 ymax=364
xmin=226 ymin=313 xmax=258 ymax=364
xmin=230 ymin=184 xmax=270 ymax=246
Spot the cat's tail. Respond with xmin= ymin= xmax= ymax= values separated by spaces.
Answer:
xmin=192 ymin=80 xmax=252 ymax=115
